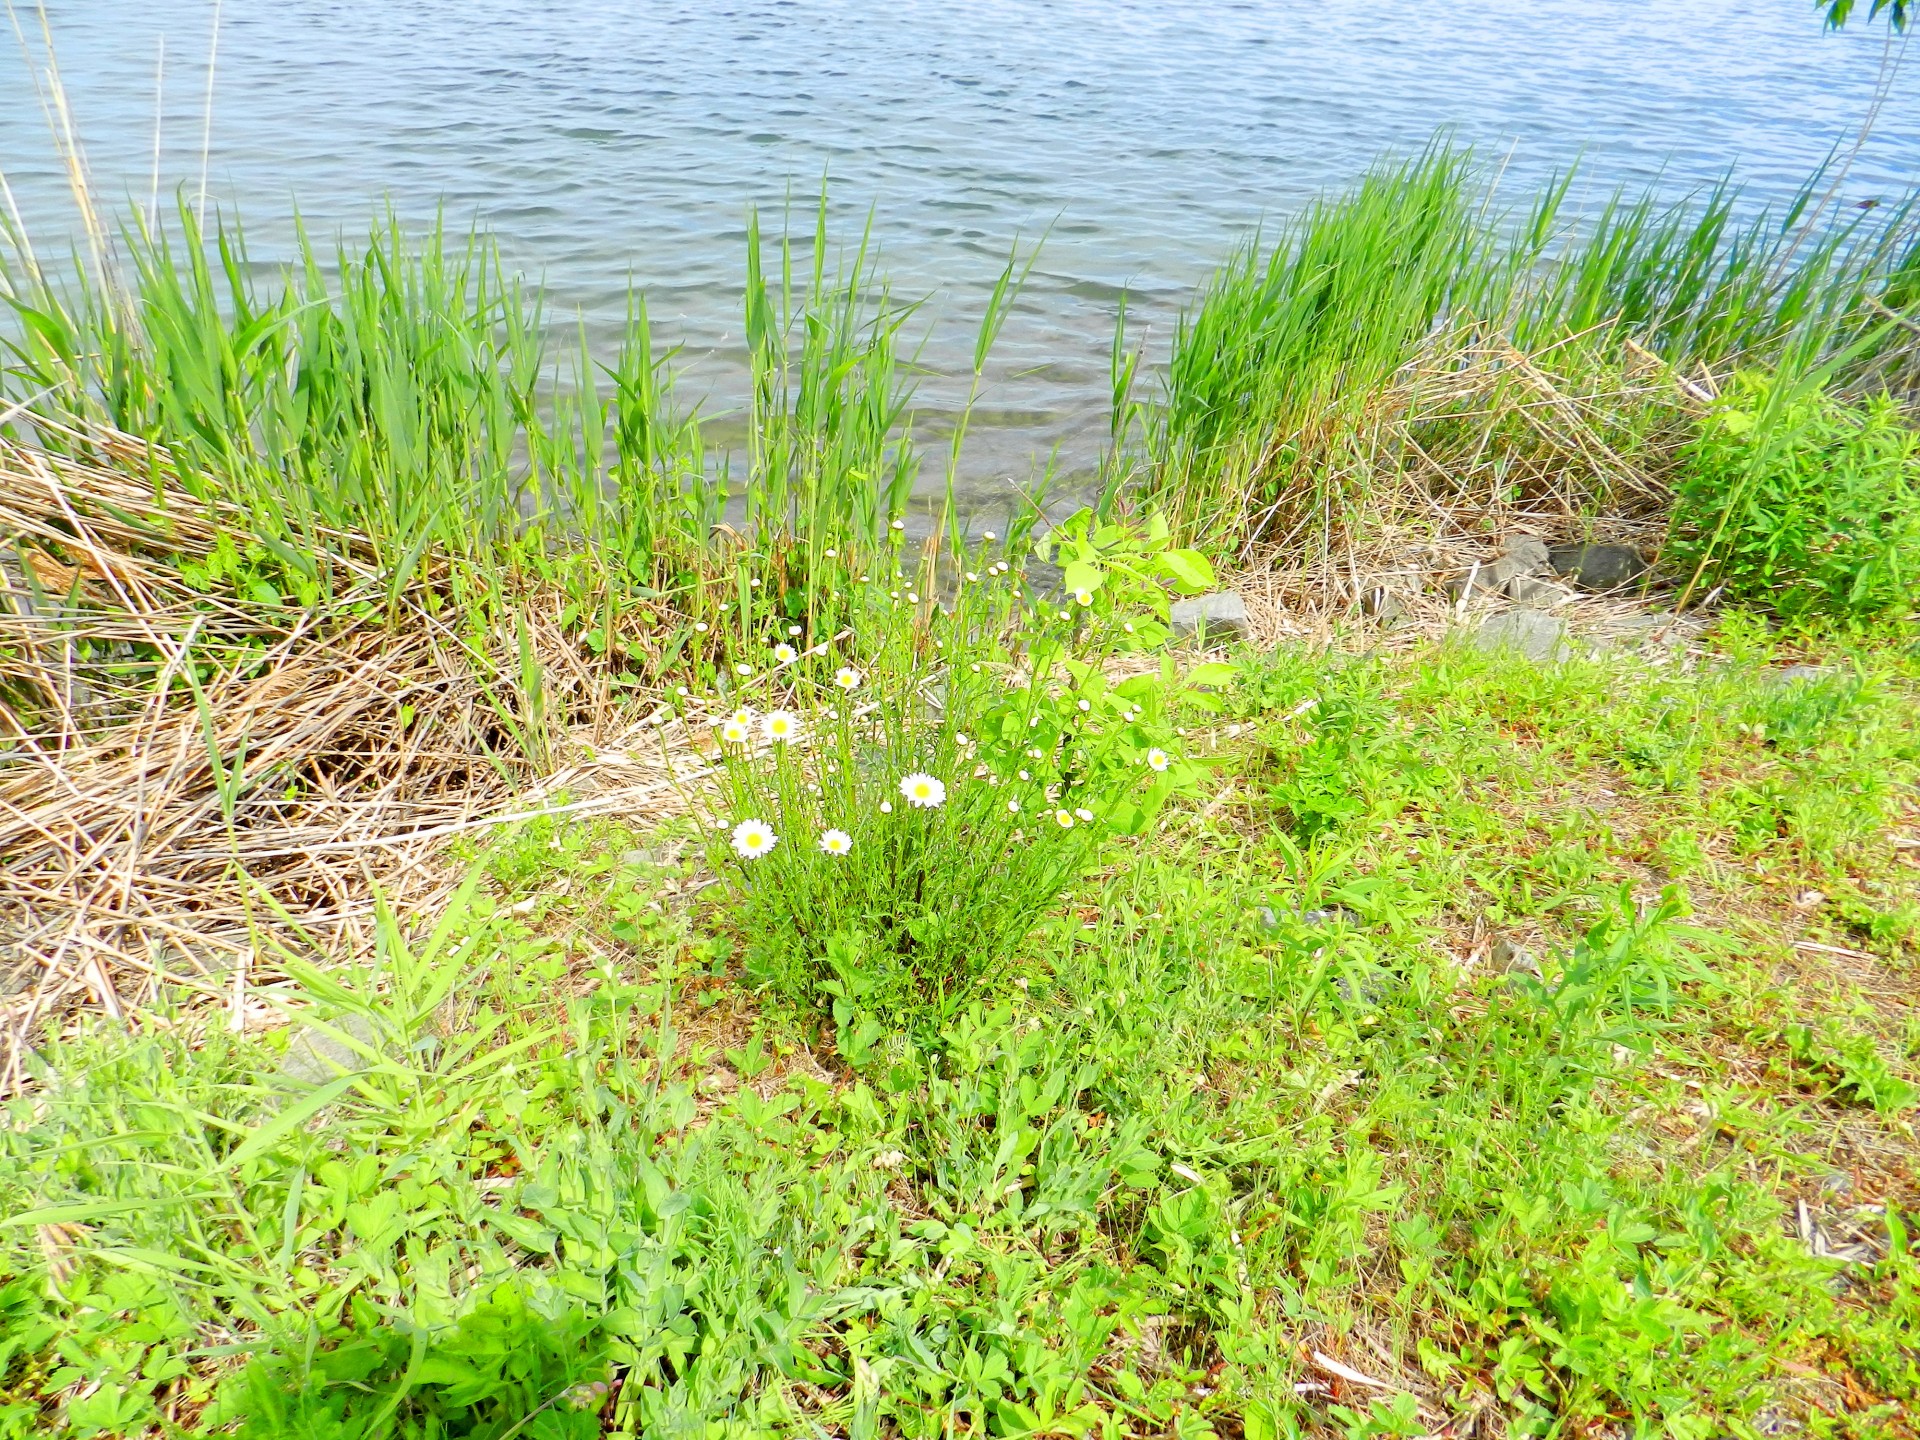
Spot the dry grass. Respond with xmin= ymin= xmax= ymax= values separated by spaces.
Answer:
xmin=1194 ymin=328 xmax=1722 ymax=658
xmin=0 ymin=422 xmax=712 ymax=1090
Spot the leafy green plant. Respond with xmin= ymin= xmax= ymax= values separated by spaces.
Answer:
xmin=216 ymin=1286 xmax=610 ymax=1439
xmin=1669 ymin=373 xmax=1920 ymax=621
xmin=699 ymin=533 xmax=1202 ymax=1021
xmin=1786 ymin=1020 xmax=1918 ymax=1113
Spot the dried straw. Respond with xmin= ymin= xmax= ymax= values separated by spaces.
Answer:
xmin=0 ymin=424 xmax=699 ymax=1089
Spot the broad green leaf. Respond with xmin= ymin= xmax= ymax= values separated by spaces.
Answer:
xmin=1158 ymin=548 xmax=1216 ymax=593
xmin=1061 ymin=560 xmax=1104 ymax=596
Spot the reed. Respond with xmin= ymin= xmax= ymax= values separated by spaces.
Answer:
xmin=1145 ymin=146 xmax=1920 ymax=558
xmin=0 ymin=197 xmax=937 ymax=617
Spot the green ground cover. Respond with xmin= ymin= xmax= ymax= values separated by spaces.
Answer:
xmin=5 ymin=138 xmax=1920 ymax=1440
xmin=4 ymin=622 xmax=1916 ymax=1438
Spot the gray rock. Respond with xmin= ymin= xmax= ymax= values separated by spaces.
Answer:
xmin=1170 ymin=590 xmax=1248 ymax=642
xmin=1763 ymin=664 xmax=1842 ymax=686
xmin=1021 ymin=558 xmax=1066 ymax=600
xmin=1255 ymin=905 xmax=1362 ymax=932
xmin=1360 ymin=587 xmax=1403 ymax=623
xmin=1448 ymin=541 xmax=1552 ymax=601
xmin=1472 ymin=608 xmax=1570 ymax=664
xmin=1501 ymin=536 xmax=1553 ymax=573
xmin=1490 ymin=938 xmax=1541 ymax=977
xmin=1505 ymin=573 xmax=1573 ymax=608
xmin=1548 ymin=542 xmax=1647 ymax=591
xmin=1445 ymin=564 xmax=1510 ymax=602
xmin=278 ymin=1013 xmax=380 ymax=1085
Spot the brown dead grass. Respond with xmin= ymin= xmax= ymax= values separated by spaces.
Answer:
xmin=0 ymin=424 xmax=712 ymax=1090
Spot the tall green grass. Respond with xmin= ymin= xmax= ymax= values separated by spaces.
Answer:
xmin=0 ymin=198 xmax=936 ymax=617
xmin=1148 ymin=145 xmax=1920 ymax=555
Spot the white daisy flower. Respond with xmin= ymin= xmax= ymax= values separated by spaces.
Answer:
xmin=694 ymin=622 xmax=710 ymax=633
xmin=835 ymin=667 xmax=862 ymax=690
xmin=1074 ymin=589 xmax=1093 ymax=606
xmin=788 ymin=625 xmax=802 ymax=636
xmin=879 ymin=800 xmax=893 ymax=814
xmin=1123 ymin=622 xmax=1136 ymax=633
xmin=984 ymin=530 xmax=997 ymax=540
xmin=731 ymin=819 xmax=777 ymax=859
xmin=735 ymin=663 xmax=753 ymax=677
xmin=719 ymin=718 xmax=750 ymax=745
xmin=675 ymin=686 xmax=690 ymax=696
xmin=1147 ymin=748 xmax=1171 ymax=772
xmin=773 ymin=643 xmax=798 ymax=665
xmin=891 ymin=518 xmax=905 ymax=531
xmin=749 ymin=577 xmax=761 ymax=588
xmin=900 ymin=772 xmax=946 ymax=808
xmin=1007 ymin=798 xmax=1021 ymax=812
xmin=1078 ymin=699 xmax=1091 ymax=712
xmin=818 ymin=829 xmax=853 ymax=856
xmin=1054 ymin=809 xmax=1075 ymax=828
xmin=1018 ymin=769 xmax=1031 ymax=781
xmin=1075 ymin=807 xmax=1094 ymax=822
xmin=907 ymin=592 xmax=920 ymax=603
xmin=966 ymin=571 xmax=979 ymax=582
xmin=825 ymin=548 xmax=838 ymax=558
xmin=763 ymin=710 xmax=798 ymax=743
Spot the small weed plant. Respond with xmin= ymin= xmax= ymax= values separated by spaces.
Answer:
xmin=695 ymin=516 xmax=1213 ymax=1022
xmin=1670 ymin=372 xmax=1920 ymax=621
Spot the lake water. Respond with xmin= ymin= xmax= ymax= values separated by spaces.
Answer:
xmin=3 ymin=0 xmax=1917 ymax=512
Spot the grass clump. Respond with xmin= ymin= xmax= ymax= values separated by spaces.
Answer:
xmin=1143 ymin=144 xmax=1920 ymax=564
xmin=1151 ymin=147 xmax=1485 ymax=550
xmin=1670 ymin=372 xmax=1920 ymax=621
xmin=700 ymin=528 xmax=1206 ymax=1022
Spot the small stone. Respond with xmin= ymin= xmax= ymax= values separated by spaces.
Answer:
xmin=1445 ymin=565 xmax=1509 ymax=601
xmin=1548 ymin=542 xmax=1647 ymax=591
xmin=1301 ymin=907 xmax=1362 ymax=929
xmin=1471 ymin=608 xmax=1569 ymax=664
xmin=1505 ymin=573 xmax=1573 ymax=607
xmin=1763 ymin=664 xmax=1841 ymax=686
xmin=1360 ymin=587 xmax=1403 ymax=623
xmin=1586 ymin=612 xmax=1684 ymax=652
xmin=1170 ymin=590 xmax=1249 ymax=642
xmin=1500 ymin=536 xmax=1552 ymax=573
xmin=278 ymin=1013 xmax=380 ymax=1085
xmin=1490 ymin=938 xmax=1541 ymax=977
xmin=1256 ymin=905 xmax=1360 ymax=931
xmin=1021 ymin=558 xmax=1066 ymax=599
